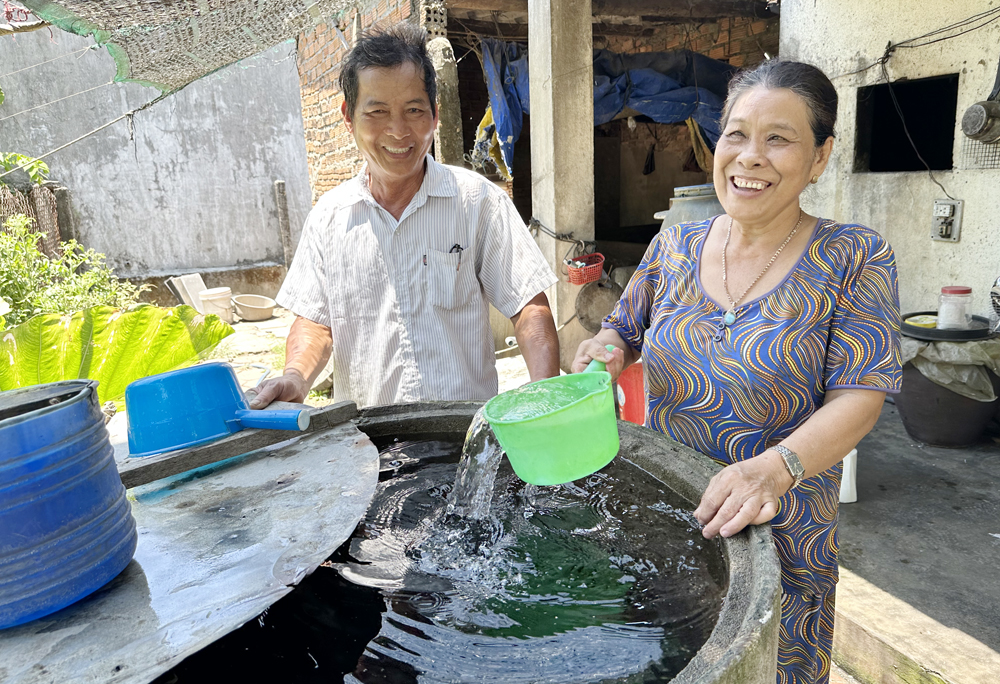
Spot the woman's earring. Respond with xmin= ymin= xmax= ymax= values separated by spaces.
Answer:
xmin=810 ymin=175 xmax=819 ymax=184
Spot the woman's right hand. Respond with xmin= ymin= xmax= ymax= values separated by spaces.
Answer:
xmin=572 ymin=338 xmax=626 ymax=381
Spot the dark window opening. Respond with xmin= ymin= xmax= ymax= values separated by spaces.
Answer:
xmin=854 ymin=74 xmax=959 ymax=172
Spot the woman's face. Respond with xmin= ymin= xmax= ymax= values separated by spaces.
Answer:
xmin=713 ymin=86 xmax=833 ymax=228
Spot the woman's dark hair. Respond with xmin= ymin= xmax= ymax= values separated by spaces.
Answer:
xmin=720 ymin=60 xmax=838 ymax=147
xmin=339 ymin=23 xmax=437 ymax=118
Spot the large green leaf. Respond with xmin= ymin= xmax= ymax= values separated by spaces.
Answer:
xmin=0 ymin=304 xmax=234 ymax=402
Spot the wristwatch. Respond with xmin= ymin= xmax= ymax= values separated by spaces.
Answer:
xmin=771 ymin=444 xmax=805 ymax=489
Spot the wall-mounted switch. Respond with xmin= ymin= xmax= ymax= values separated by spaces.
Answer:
xmin=931 ymin=199 xmax=963 ymax=242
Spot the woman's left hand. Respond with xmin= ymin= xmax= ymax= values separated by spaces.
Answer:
xmin=693 ymin=450 xmax=794 ymax=538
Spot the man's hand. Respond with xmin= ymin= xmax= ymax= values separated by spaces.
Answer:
xmin=246 ymin=369 xmax=310 ymax=409
xmin=246 ymin=316 xmax=332 ymax=409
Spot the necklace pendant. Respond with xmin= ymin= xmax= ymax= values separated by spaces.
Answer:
xmin=723 ymin=310 xmax=737 ymax=326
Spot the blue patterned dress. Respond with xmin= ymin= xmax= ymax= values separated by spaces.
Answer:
xmin=604 ymin=217 xmax=901 ymax=684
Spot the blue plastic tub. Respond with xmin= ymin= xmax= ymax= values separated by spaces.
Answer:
xmin=0 ymin=380 xmax=137 ymax=629
xmin=125 ymin=362 xmax=309 ymax=457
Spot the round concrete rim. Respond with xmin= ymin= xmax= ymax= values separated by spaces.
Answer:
xmin=356 ymin=401 xmax=782 ymax=684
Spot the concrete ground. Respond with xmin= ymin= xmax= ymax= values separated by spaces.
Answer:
xmin=835 ymin=399 xmax=1000 ymax=684
xmin=208 ymin=321 xmax=997 ymax=684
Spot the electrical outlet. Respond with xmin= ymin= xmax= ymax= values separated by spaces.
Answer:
xmin=931 ymin=199 xmax=963 ymax=242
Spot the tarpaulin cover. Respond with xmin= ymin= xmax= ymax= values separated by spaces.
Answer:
xmin=480 ymin=37 xmax=736 ymax=177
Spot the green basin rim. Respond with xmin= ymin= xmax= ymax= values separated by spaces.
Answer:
xmin=483 ymin=372 xmax=611 ymax=425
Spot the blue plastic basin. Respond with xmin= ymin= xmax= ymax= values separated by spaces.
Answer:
xmin=125 ymin=362 xmax=309 ymax=457
xmin=0 ymin=380 xmax=138 ymax=629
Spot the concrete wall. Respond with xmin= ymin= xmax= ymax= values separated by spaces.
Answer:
xmin=780 ymin=1 xmax=1000 ymax=318
xmin=0 ymin=31 xmax=312 ymax=289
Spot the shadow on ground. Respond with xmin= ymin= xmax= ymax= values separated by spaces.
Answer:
xmin=842 ymin=401 xmax=1000 ymax=650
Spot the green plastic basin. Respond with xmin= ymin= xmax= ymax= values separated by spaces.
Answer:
xmin=484 ymin=357 xmax=619 ymax=486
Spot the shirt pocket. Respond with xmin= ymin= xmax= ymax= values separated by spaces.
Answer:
xmin=425 ymin=248 xmax=478 ymax=310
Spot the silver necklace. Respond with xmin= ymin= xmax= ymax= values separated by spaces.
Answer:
xmin=715 ymin=210 xmax=804 ymax=340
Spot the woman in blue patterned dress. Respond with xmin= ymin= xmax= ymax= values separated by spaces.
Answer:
xmin=573 ymin=61 xmax=901 ymax=684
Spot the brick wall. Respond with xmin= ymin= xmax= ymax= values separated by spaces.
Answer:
xmin=296 ymin=0 xmax=415 ymax=203
xmin=593 ymin=15 xmax=780 ymax=69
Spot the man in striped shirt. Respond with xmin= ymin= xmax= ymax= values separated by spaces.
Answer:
xmin=250 ymin=23 xmax=559 ymax=409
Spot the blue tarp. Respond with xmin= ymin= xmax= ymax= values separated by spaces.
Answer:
xmin=480 ymin=38 xmax=736 ymax=176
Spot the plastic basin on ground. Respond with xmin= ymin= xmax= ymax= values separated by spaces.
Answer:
xmin=232 ymin=294 xmax=276 ymax=321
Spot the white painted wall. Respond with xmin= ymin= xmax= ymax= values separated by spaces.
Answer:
xmin=780 ymin=1 xmax=1000 ymax=318
xmin=0 ymin=30 xmax=311 ymax=278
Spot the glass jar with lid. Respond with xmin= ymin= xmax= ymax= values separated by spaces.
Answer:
xmin=937 ymin=285 xmax=972 ymax=330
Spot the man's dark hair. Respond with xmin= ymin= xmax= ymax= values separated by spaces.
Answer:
xmin=339 ymin=23 xmax=437 ymax=118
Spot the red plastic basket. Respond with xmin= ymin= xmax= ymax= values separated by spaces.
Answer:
xmin=567 ymin=252 xmax=605 ymax=285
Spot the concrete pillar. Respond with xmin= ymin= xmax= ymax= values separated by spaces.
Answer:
xmin=428 ymin=37 xmax=464 ymax=166
xmin=528 ymin=0 xmax=595 ymax=371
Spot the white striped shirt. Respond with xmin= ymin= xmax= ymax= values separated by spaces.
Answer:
xmin=277 ymin=156 xmax=557 ymax=408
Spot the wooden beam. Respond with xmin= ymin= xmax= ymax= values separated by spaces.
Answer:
xmin=591 ymin=0 xmax=768 ymax=17
xmin=446 ymin=0 xmax=770 ymax=19
xmin=448 ymin=17 xmax=528 ymax=39
xmin=445 ymin=0 xmax=527 ymax=12
xmin=592 ymin=23 xmax=656 ymax=37
xmin=444 ymin=0 xmax=774 ymax=21
xmin=117 ymin=401 xmax=359 ymax=489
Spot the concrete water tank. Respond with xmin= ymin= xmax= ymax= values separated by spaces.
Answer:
xmin=357 ymin=402 xmax=782 ymax=684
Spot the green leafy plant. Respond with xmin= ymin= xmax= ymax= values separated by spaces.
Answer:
xmin=0 ymin=153 xmax=48 ymax=185
xmin=1 ymin=214 xmax=145 ymax=327
xmin=0 ymin=305 xmax=235 ymax=403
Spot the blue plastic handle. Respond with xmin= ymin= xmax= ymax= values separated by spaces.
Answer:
xmin=234 ymin=408 xmax=310 ymax=432
xmin=584 ymin=345 xmax=618 ymax=373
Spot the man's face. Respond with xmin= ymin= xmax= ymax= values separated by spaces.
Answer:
xmin=343 ymin=62 xmax=438 ymax=188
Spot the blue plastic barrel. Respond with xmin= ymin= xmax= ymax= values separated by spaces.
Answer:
xmin=0 ymin=380 xmax=137 ymax=629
